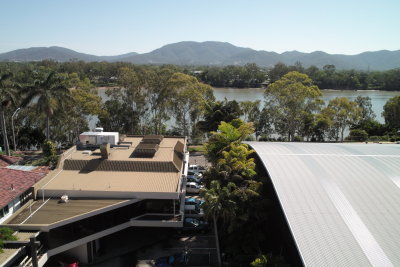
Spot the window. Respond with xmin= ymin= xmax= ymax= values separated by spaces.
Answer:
xmin=19 ymin=190 xmax=32 ymax=206
xmin=0 ymin=205 xmax=9 ymax=219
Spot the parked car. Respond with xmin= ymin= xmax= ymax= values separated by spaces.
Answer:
xmin=155 ymin=252 xmax=188 ymax=267
xmin=184 ymin=197 xmax=205 ymax=207
xmin=187 ymin=176 xmax=202 ymax=184
xmin=178 ymin=217 xmax=209 ymax=233
xmin=184 ymin=204 xmax=204 ymax=217
xmin=186 ymin=182 xmax=203 ymax=194
xmin=188 ymin=165 xmax=207 ymax=174
xmin=187 ymin=171 xmax=202 ymax=178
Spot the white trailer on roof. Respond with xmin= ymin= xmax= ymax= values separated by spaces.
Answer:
xmin=79 ymin=132 xmax=119 ymax=145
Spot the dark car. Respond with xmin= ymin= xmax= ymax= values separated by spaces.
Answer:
xmin=155 ymin=252 xmax=188 ymax=267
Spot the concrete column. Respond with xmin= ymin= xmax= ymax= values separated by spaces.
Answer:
xmin=30 ymin=237 xmax=38 ymax=267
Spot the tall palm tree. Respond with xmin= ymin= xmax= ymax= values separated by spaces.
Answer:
xmin=22 ymin=71 xmax=71 ymax=140
xmin=201 ymin=180 xmax=237 ymax=266
xmin=0 ymin=72 xmax=17 ymax=156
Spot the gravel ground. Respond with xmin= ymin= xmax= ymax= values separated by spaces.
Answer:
xmin=188 ymin=153 xmax=209 ymax=167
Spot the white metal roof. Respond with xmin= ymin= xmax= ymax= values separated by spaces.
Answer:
xmin=247 ymin=142 xmax=400 ymax=267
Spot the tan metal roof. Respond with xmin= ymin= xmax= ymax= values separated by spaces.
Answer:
xmin=5 ymin=199 xmax=130 ymax=225
xmin=41 ymin=170 xmax=181 ymax=193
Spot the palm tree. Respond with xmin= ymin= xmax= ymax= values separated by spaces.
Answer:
xmin=22 ymin=71 xmax=71 ymax=140
xmin=0 ymin=72 xmax=17 ymax=156
xmin=201 ymin=180 xmax=237 ymax=266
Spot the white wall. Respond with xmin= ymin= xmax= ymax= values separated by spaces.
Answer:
xmin=0 ymin=197 xmax=21 ymax=224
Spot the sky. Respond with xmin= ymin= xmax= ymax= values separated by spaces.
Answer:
xmin=2 ymin=0 xmax=400 ymax=56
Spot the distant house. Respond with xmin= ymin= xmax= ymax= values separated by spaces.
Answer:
xmin=0 ymin=166 xmax=46 ymax=224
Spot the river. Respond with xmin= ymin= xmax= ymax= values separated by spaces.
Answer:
xmin=94 ymin=87 xmax=400 ymax=129
xmin=213 ymin=88 xmax=400 ymax=123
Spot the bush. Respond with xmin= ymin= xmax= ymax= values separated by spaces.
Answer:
xmin=369 ymin=136 xmax=381 ymax=141
xmin=250 ymin=255 xmax=268 ymax=267
xmin=42 ymin=140 xmax=56 ymax=158
xmin=0 ymin=227 xmax=17 ymax=253
xmin=293 ymin=136 xmax=303 ymax=142
xmin=348 ymin=129 xmax=368 ymax=142
xmin=32 ymin=155 xmax=59 ymax=168
xmin=245 ymin=135 xmax=256 ymax=141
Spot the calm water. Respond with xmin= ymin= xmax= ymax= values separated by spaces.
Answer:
xmin=213 ymin=88 xmax=400 ymax=123
xmin=94 ymin=87 xmax=400 ymax=129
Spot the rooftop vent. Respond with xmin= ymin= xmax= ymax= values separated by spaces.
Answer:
xmin=132 ymin=143 xmax=159 ymax=158
xmin=142 ymin=135 xmax=164 ymax=144
xmin=100 ymin=143 xmax=111 ymax=159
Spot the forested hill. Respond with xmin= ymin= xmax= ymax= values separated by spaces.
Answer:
xmin=1 ymin=41 xmax=399 ymax=70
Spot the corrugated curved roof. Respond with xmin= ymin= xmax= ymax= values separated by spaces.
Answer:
xmin=247 ymin=142 xmax=400 ymax=267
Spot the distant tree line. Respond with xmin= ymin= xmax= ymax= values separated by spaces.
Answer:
xmin=1 ymin=60 xmax=400 ymax=90
xmin=1 ymin=61 xmax=400 ymax=159
xmin=192 ymin=62 xmax=400 ymax=90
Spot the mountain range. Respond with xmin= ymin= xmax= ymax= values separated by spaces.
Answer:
xmin=1 ymin=41 xmax=399 ymax=71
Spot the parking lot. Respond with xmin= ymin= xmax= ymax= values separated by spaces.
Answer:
xmin=136 ymin=232 xmax=218 ymax=266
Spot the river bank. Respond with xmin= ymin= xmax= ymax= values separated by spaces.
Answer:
xmin=95 ymin=87 xmax=400 ymax=124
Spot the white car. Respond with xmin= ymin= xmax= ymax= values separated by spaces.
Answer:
xmin=188 ymin=165 xmax=207 ymax=174
xmin=187 ymin=172 xmax=203 ymax=183
xmin=186 ymin=182 xmax=204 ymax=194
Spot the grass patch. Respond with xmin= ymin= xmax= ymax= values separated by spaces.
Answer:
xmin=188 ymin=146 xmax=205 ymax=153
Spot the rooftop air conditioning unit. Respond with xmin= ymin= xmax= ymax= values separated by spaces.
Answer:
xmin=60 ymin=194 xmax=68 ymax=203
xmin=95 ymin=127 xmax=104 ymax=132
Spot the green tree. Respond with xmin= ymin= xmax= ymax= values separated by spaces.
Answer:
xmin=240 ymin=100 xmax=261 ymax=122
xmin=204 ymin=120 xmax=254 ymax=165
xmin=22 ymin=71 xmax=71 ymax=140
xmin=264 ymin=71 xmax=322 ymax=141
xmin=68 ymin=88 xmax=105 ymax=140
xmin=382 ymin=96 xmax=400 ymax=131
xmin=268 ymin=63 xmax=289 ymax=83
xmin=323 ymin=97 xmax=362 ymax=142
xmin=97 ymin=89 xmax=132 ymax=133
xmin=197 ymin=99 xmax=241 ymax=133
xmin=141 ymin=67 xmax=174 ymax=134
xmin=353 ymin=96 xmax=376 ymax=127
xmin=218 ymin=143 xmax=256 ymax=182
xmin=348 ymin=129 xmax=368 ymax=141
xmin=118 ymin=67 xmax=144 ymax=134
xmin=0 ymin=72 xmax=17 ymax=155
xmin=311 ymin=113 xmax=332 ymax=142
xmin=167 ymin=73 xmax=215 ymax=138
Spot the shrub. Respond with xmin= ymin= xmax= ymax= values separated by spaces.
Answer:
xmin=42 ymin=140 xmax=56 ymax=158
xmin=348 ymin=129 xmax=368 ymax=142
xmin=293 ymin=136 xmax=303 ymax=142
xmin=245 ymin=135 xmax=256 ymax=141
xmin=369 ymin=136 xmax=381 ymax=141
xmin=0 ymin=227 xmax=17 ymax=253
xmin=250 ymin=254 xmax=268 ymax=267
